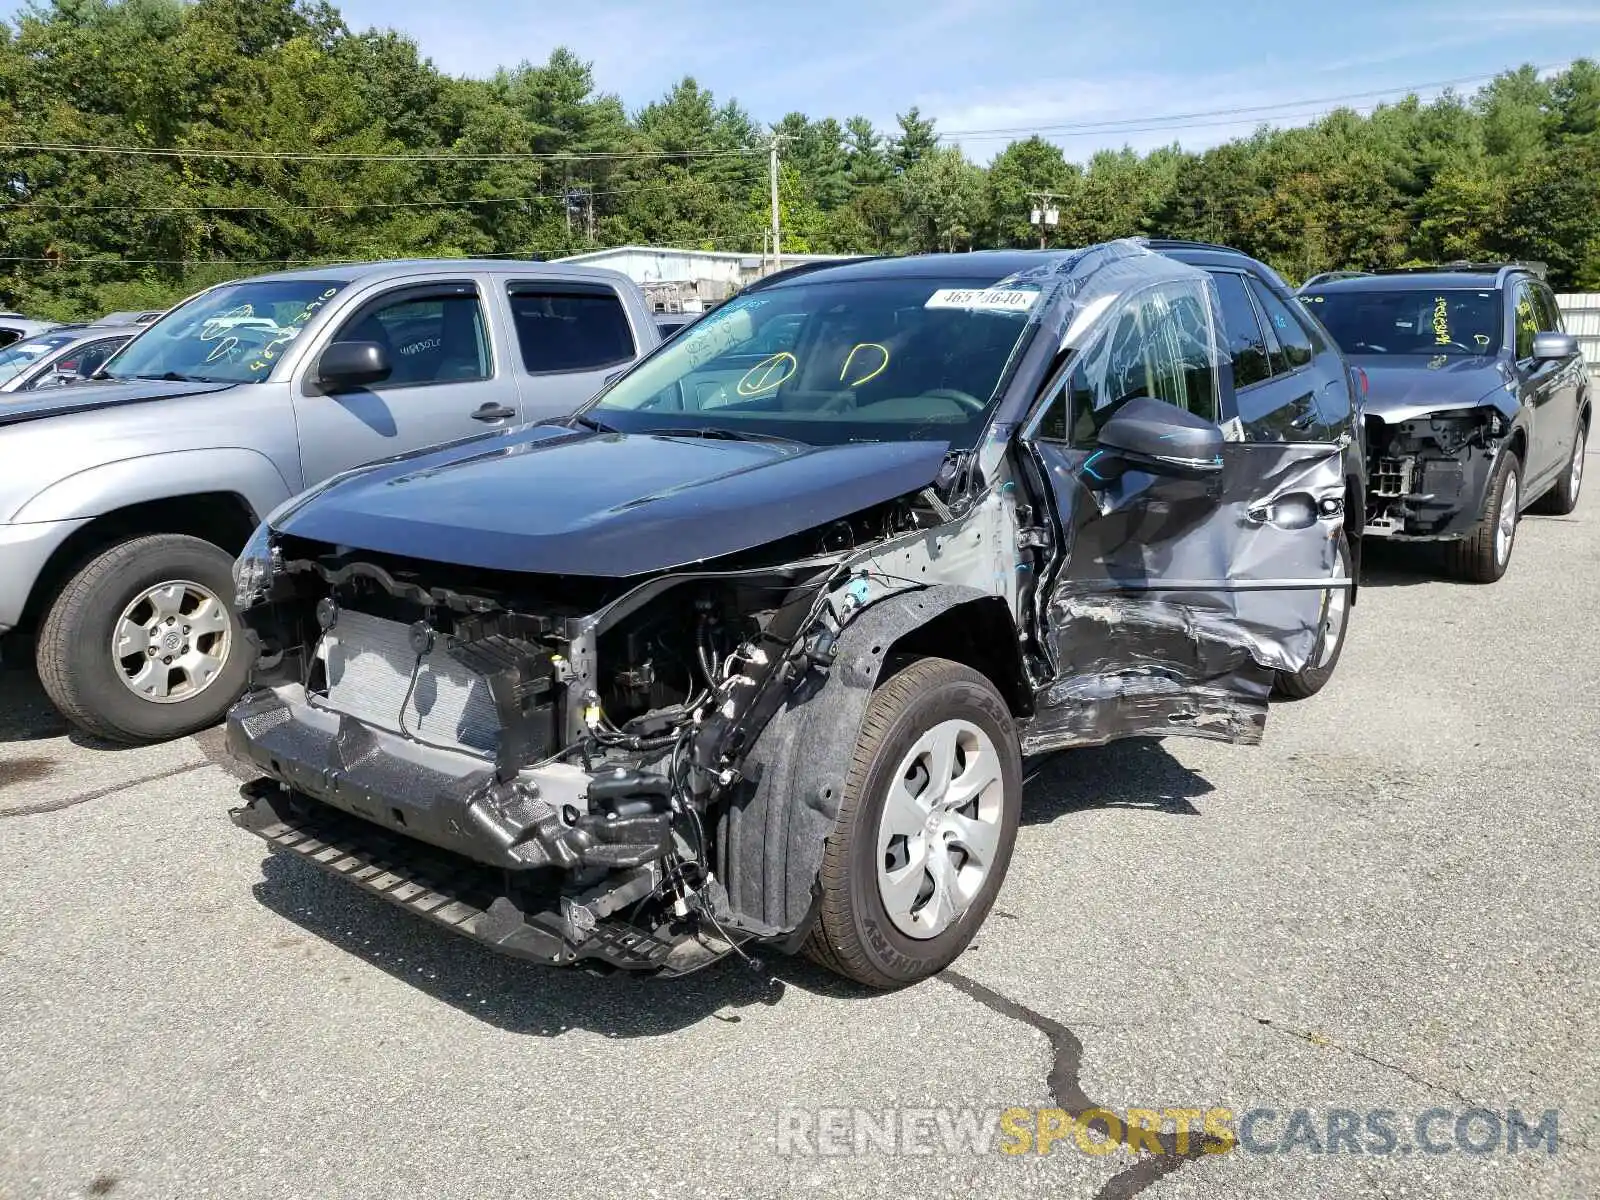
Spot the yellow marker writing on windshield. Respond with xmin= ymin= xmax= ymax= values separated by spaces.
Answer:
xmin=840 ymin=342 xmax=889 ymax=387
xmin=1433 ymin=296 xmax=1451 ymax=346
xmin=737 ymin=351 xmax=797 ymax=396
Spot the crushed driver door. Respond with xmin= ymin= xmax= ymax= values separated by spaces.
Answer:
xmin=1019 ymin=278 xmax=1348 ymax=751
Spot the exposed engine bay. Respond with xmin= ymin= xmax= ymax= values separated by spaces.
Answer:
xmin=1363 ymin=409 xmax=1504 ymax=538
xmin=228 ymin=482 xmax=1029 ymax=975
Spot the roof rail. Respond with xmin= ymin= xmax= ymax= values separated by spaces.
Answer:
xmin=1141 ymin=237 xmax=1246 ymax=255
xmin=1302 ymin=270 xmax=1374 ymax=288
xmin=1368 ymin=260 xmax=1548 ymax=281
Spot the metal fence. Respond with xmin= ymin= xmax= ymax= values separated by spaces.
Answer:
xmin=1557 ymin=293 xmax=1600 ymax=380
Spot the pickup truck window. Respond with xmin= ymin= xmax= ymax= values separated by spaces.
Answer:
xmin=104 ymin=278 xmax=348 ymax=384
xmin=335 ymin=291 xmax=490 ymax=386
xmin=508 ymin=283 xmax=635 ymax=373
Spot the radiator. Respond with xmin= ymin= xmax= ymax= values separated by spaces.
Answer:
xmin=321 ymin=609 xmax=500 ymax=756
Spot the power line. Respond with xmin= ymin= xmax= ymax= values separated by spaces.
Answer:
xmin=0 ymin=177 xmax=748 ymax=215
xmin=938 ymin=61 xmax=1572 ymax=141
xmin=0 ymin=234 xmax=764 ymax=268
xmin=0 ymin=140 xmax=766 ymax=163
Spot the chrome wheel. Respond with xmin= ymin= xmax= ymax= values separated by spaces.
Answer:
xmin=1495 ymin=472 xmax=1518 ymax=568
xmin=876 ymin=718 xmax=1005 ymax=940
xmin=112 ymin=579 xmax=232 ymax=704
xmin=1571 ymin=430 xmax=1586 ymax=501
xmin=1316 ymin=566 xmax=1350 ymax=669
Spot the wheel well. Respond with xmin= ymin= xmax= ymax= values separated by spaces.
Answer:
xmin=879 ymin=596 xmax=1033 ymax=718
xmin=1346 ymin=473 xmax=1363 ymax=605
xmin=17 ymin=493 xmax=258 ymax=635
xmin=1508 ymin=426 xmax=1527 ymax=468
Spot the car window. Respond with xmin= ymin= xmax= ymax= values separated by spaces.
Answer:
xmin=1036 ymin=280 xmax=1220 ymax=446
xmin=1303 ymin=288 xmax=1500 ymax=356
xmin=0 ymin=332 xmax=77 ymax=384
xmin=1211 ymin=272 xmax=1272 ymax=389
xmin=1248 ymin=279 xmax=1315 ymax=373
xmin=1513 ymin=283 xmax=1538 ymax=360
xmin=336 ymin=291 xmax=490 ymax=387
xmin=589 ymin=274 xmax=1041 ymax=449
xmin=106 ymin=279 xmax=348 ymax=383
xmin=56 ymin=337 xmax=128 ymax=381
xmin=1533 ymin=284 xmax=1563 ymax=333
xmin=508 ymin=285 xmax=635 ymax=374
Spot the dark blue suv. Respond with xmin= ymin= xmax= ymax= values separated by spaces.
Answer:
xmin=1299 ymin=264 xmax=1591 ymax=582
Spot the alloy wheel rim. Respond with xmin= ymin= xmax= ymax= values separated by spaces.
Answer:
xmin=112 ymin=579 xmax=232 ymax=704
xmin=1496 ymin=473 xmax=1518 ymax=567
xmin=1572 ymin=432 xmax=1586 ymax=500
xmin=1317 ymin=564 xmax=1350 ymax=669
xmin=876 ymin=718 xmax=1004 ymax=940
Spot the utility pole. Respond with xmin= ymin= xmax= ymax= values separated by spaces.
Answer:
xmin=1028 ymin=192 xmax=1063 ymax=249
xmin=769 ymin=137 xmax=782 ymax=273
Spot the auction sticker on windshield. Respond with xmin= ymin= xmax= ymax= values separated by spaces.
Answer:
xmin=925 ymin=287 xmax=1039 ymax=313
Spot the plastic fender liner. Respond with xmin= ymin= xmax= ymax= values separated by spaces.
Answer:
xmin=717 ymin=583 xmax=997 ymax=935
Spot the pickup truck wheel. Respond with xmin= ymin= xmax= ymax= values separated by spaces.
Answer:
xmin=804 ymin=658 xmax=1021 ymax=989
xmin=36 ymin=534 xmax=251 ymax=744
xmin=1445 ymin=451 xmax=1520 ymax=584
xmin=1273 ymin=535 xmax=1353 ymax=700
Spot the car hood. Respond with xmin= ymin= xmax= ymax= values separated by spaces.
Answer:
xmin=0 ymin=377 xmax=235 ymax=425
xmin=1351 ymin=355 xmax=1514 ymax=423
xmin=272 ymin=423 xmax=953 ymax=577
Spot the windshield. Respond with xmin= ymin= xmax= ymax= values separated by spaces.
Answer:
xmin=0 ymin=332 xmax=77 ymax=383
xmin=102 ymin=278 xmax=348 ymax=384
xmin=586 ymin=276 xmax=1043 ymax=447
xmin=1301 ymin=288 xmax=1500 ymax=357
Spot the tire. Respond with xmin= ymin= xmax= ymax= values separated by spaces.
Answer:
xmin=1274 ymin=534 xmax=1354 ymax=700
xmin=1532 ymin=417 xmax=1586 ymax=516
xmin=803 ymin=658 xmax=1022 ymax=989
xmin=36 ymin=534 xmax=252 ymax=744
xmin=1445 ymin=451 xmax=1521 ymax=584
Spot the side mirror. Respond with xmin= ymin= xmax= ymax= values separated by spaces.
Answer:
xmin=316 ymin=340 xmax=391 ymax=390
xmin=1532 ymin=332 xmax=1578 ymax=363
xmin=1095 ymin=395 xmax=1224 ymax=479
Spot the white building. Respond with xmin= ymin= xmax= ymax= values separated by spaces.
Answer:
xmin=1557 ymin=294 xmax=1600 ymax=380
xmin=555 ymin=245 xmax=851 ymax=312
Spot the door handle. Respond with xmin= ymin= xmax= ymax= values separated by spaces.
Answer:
xmin=471 ymin=402 xmax=516 ymax=422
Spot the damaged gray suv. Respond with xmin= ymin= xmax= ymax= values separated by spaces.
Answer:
xmin=228 ymin=240 xmax=1363 ymax=988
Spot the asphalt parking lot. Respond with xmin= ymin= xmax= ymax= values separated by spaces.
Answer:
xmin=3 ymin=469 xmax=1598 ymax=1200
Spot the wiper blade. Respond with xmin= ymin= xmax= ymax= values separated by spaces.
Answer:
xmin=128 ymin=371 xmax=195 ymax=382
xmin=648 ymin=426 xmax=804 ymax=445
xmin=572 ymin=413 xmax=618 ymax=433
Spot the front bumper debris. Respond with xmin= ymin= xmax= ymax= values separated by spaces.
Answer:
xmin=232 ymin=780 xmax=680 ymax=971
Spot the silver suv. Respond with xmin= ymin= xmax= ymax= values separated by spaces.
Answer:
xmin=0 ymin=258 xmax=658 ymax=742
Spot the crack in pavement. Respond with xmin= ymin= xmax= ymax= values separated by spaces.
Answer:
xmin=940 ymin=968 xmax=1221 ymax=1200
xmin=1244 ymin=1014 xmax=1473 ymax=1105
xmin=0 ymin=760 xmax=214 ymax=818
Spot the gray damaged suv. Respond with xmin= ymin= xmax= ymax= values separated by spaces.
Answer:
xmin=226 ymin=240 xmax=1365 ymax=988
xmin=0 ymin=259 xmax=658 ymax=742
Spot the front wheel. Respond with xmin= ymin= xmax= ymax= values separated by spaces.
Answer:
xmin=804 ymin=658 xmax=1021 ymax=989
xmin=1274 ymin=534 xmax=1354 ymax=700
xmin=36 ymin=534 xmax=252 ymax=743
xmin=1445 ymin=451 xmax=1520 ymax=584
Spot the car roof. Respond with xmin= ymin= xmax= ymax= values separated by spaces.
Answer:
xmin=1304 ymin=267 xmax=1534 ymax=294
xmin=749 ymin=250 xmax=1086 ymax=289
xmin=237 ymin=258 xmax=637 ymax=287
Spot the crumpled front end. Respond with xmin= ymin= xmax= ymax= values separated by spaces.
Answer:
xmin=1363 ymin=408 xmax=1508 ymax=539
xmin=226 ymin=487 xmax=966 ymax=974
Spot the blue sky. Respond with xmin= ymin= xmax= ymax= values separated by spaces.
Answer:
xmin=350 ymin=1 xmax=1597 ymax=160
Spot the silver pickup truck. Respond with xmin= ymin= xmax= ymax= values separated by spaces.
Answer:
xmin=0 ymin=258 xmax=659 ymax=742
